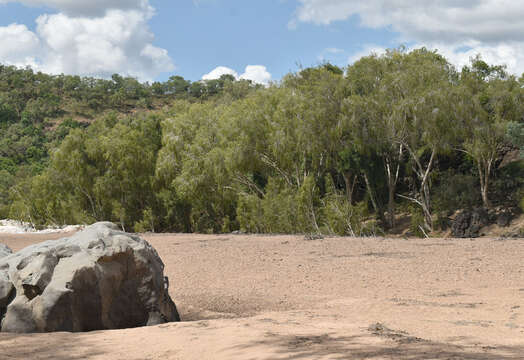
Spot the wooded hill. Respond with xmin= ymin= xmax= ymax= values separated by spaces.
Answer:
xmin=1 ymin=48 xmax=523 ymax=236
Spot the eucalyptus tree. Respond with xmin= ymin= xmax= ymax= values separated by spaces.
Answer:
xmin=158 ymin=100 xmax=238 ymax=232
xmin=387 ymin=49 xmax=459 ymax=231
xmin=282 ymin=65 xmax=348 ymax=186
xmin=93 ymin=114 xmax=163 ymax=231
xmin=44 ymin=128 xmax=101 ymax=220
xmin=344 ymin=52 xmax=408 ymax=228
xmin=459 ymin=58 xmax=522 ymax=208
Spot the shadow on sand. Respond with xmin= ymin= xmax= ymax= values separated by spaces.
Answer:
xmin=0 ymin=332 xmax=106 ymax=360
xmin=230 ymin=323 xmax=524 ymax=360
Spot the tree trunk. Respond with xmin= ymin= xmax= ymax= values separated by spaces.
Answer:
xmin=363 ymin=172 xmax=385 ymax=225
xmin=481 ymin=186 xmax=491 ymax=209
xmin=478 ymin=159 xmax=492 ymax=209
xmin=421 ymin=181 xmax=433 ymax=231
xmin=387 ymin=182 xmax=396 ymax=229
xmin=403 ymin=145 xmax=436 ymax=232
xmin=384 ymin=144 xmax=403 ymax=229
xmin=419 ymin=149 xmax=436 ymax=231
xmin=343 ymin=171 xmax=355 ymax=205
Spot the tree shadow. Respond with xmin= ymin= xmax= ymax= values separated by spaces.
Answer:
xmin=0 ymin=332 xmax=106 ymax=360
xmin=229 ymin=324 xmax=524 ymax=360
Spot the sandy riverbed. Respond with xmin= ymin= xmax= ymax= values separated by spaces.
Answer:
xmin=1 ymin=232 xmax=523 ymax=359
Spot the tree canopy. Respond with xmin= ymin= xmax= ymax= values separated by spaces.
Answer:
xmin=1 ymin=49 xmax=523 ymax=236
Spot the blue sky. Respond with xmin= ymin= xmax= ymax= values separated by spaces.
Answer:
xmin=147 ymin=0 xmax=397 ymax=81
xmin=0 ymin=1 xmax=522 ymax=83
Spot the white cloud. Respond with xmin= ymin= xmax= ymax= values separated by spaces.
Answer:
xmin=349 ymin=42 xmax=524 ymax=76
xmin=0 ymin=1 xmax=173 ymax=81
xmin=203 ymin=65 xmax=272 ymax=85
xmin=239 ymin=65 xmax=272 ymax=85
xmin=347 ymin=44 xmax=387 ymax=64
xmin=293 ymin=0 xmax=524 ymax=74
xmin=202 ymin=66 xmax=239 ymax=80
xmin=0 ymin=23 xmax=41 ymax=68
xmin=420 ymin=41 xmax=524 ymax=75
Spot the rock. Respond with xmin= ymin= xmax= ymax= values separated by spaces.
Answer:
xmin=501 ymin=228 xmax=524 ymax=238
xmin=0 ymin=222 xmax=179 ymax=333
xmin=499 ymin=149 xmax=521 ymax=168
xmin=451 ymin=208 xmax=490 ymax=238
xmin=0 ymin=244 xmax=12 ymax=259
xmin=496 ymin=210 xmax=513 ymax=227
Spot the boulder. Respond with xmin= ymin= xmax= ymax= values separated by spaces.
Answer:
xmin=451 ymin=208 xmax=489 ymax=238
xmin=0 ymin=244 xmax=12 ymax=259
xmin=496 ymin=211 xmax=513 ymax=227
xmin=0 ymin=222 xmax=179 ymax=333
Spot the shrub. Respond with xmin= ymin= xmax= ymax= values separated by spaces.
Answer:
xmin=410 ymin=210 xmax=426 ymax=238
xmin=433 ymin=172 xmax=481 ymax=212
xmin=321 ymin=176 xmax=371 ymax=236
xmin=237 ymin=177 xmax=320 ymax=234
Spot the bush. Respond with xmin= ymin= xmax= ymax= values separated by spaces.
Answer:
xmin=434 ymin=212 xmax=451 ymax=231
xmin=410 ymin=210 xmax=426 ymax=238
xmin=237 ymin=177 xmax=320 ymax=234
xmin=321 ymin=176 xmax=374 ymax=236
xmin=237 ymin=194 xmax=263 ymax=233
xmin=433 ymin=172 xmax=481 ymax=212
xmin=491 ymin=160 xmax=524 ymax=207
xmin=322 ymin=196 xmax=368 ymax=236
xmin=134 ymin=208 xmax=155 ymax=233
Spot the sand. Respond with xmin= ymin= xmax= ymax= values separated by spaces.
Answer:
xmin=0 ymin=232 xmax=523 ymax=359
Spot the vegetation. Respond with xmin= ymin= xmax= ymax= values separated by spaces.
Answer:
xmin=1 ymin=48 xmax=523 ymax=235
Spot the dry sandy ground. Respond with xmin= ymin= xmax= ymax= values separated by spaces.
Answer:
xmin=0 ymin=232 xmax=523 ymax=359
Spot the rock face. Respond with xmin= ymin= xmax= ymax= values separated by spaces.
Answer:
xmin=0 ymin=244 xmax=12 ymax=259
xmin=0 ymin=222 xmax=180 ymax=333
xmin=496 ymin=210 xmax=513 ymax=227
xmin=451 ymin=208 xmax=489 ymax=238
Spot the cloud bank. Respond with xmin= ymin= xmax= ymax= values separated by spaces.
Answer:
xmin=294 ymin=0 xmax=524 ymax=74
xmin=203 ymin=65 xmax=272 ymax=85
xmin=0 ymin=0 xmax=173 ymax=81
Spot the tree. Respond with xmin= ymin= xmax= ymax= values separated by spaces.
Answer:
xmin=165 ymin=75 xmax=190 ymax=96
xmin=460 ymin=57 xmax=521 ymax=208
xmin=389 ymin=49 xmax=458 ymax=231
xmin=345 ymin=53 xmax=405 ymax=228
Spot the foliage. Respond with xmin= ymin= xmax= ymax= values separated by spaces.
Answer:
xmin=507 ymin=122 xmax=524 ymax=157
xmin=2 ymin=52 xmax=523 ymax=236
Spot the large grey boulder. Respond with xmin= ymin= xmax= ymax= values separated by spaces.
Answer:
xmin=0 ymin=244 xmax=12 ymax=259
xmin=0 ymin=222 xmax=179 ymax=333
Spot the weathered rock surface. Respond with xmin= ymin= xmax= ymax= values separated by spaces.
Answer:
xmin=0 ymin=222 xmax=179 ymax=333
xmin=496 ymin=211 xmax=513 ymax=227
xmin=0 ymin=244 xmax=12 ymax=259
xmin=451 ymin=208 xmax=489 ymax=238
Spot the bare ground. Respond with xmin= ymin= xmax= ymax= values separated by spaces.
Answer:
xmin=0 ymin=232 xmax=523 ymax=359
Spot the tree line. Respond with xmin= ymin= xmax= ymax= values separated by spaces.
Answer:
xmin=2 ymin=48 xmax=524 ymax=235
xmin=0 ymin=64 xmax=259 ymax=218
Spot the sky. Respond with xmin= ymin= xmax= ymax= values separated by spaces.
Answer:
xmin=0 ymin=0 xmax=523 ymax=84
